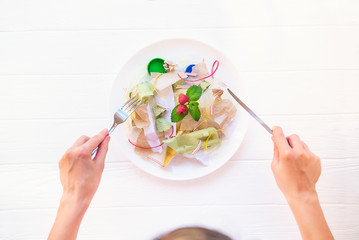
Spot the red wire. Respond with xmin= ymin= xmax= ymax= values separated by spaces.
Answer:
xmin=128 ymin=125 xmax=174 ymax=149
xmin=211 ymin=60 xmax=218 ymax=79
xmin=128 ymin=139 xmax=164 ymax=149
xmin=168 ymin=125 xmax=174 ymax=138
xmin=177 ymin=60 xmax=219 ymax=83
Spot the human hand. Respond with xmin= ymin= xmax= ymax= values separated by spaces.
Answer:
xmin=271 ymin=126 xmax=321 ymax=201
xmin=48 ymin=129 xmax=110 ymax=240
xmin=271 ymin=127 xmax=334 ymax=240
xmin=59 ymin=129 xmax=111 ymax=206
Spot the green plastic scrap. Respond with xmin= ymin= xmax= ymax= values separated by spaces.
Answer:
xmin=172 ymin=79 xmax=187 ymax=91
xmin=199 ymin=80 xmax=211 ymax=92
xmin=152 ymin=105 xmax=166 ymax=118
xmin=136 ymin=81 xmax=154 ymax=102
xmin=163 ymin=127 xmax=220 ymax=154
xmin=155 ymin=117 xmax=172 ymax=132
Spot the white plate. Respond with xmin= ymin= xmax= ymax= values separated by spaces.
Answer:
xmin=110 ymin=38 xmax=249 ymax=180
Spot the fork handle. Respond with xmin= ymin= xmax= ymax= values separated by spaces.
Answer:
xmin=91 ymin=123 xmax=118 ymax=157
xmin=108 ymin=123 xmax=117 ymax=135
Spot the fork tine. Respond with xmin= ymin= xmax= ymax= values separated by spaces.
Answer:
xmin=121 ymin=95 xmax=137 ymax=110
xmin=124 ymin=97 xmax=141 ymax=111
xmin=127 ymin=100 xmax=142 ymax=115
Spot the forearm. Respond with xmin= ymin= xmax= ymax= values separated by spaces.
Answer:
xmin=287 ymin=192 xmax=334 ymax=240
xmin=48 ymin=194 xmax=90 ymax=240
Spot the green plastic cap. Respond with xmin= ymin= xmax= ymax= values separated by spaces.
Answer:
xmin=147 ymin=58 xmax=166 ymax=75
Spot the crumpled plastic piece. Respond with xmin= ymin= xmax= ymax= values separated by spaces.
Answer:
xmin=212 ymin=88 xmax=224 ymax=98
xmin=163 ymin=127 xmax=220 ymax=154
xmin=183 ymin=150 xmax=209 ymax=166
xmin=144 ymin=103 xmax=163 ymax=153
xmin=151 ymin=71 xmax=187 ymax=91
xmin=178 ymin=107 xmax=206 ymax=131
xmin=187 ymin=59 xmax=210 ymax=81
xmin=195 ymin=118 xmax=221 ymax=132
xmin=155 ymin=117 xmax=172 ymax=132
xmin=212 ymin=89 xmax=237 ymax=129
xmin=131 ymin=104 xmax=150 ymax=128
xmin=199 ymin=80 xmax=211 ymax=92
xmin=163 ymin=61 xmax=176 ymax=72
xmin=136 ymin=81 xmax=154 ymax=102
xmin=154 ymin=85 xmax=176 ymax=136
xmin=135 ymin=129 xmax=153 ymax=155
xmin=163 ymin=146 xmax=177 ymax=167
xmin=152 ymin=105 xmax=166 ymax=118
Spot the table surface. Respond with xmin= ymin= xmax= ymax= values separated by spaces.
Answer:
xmin=1 ymin=1 xmax=359 ymax=239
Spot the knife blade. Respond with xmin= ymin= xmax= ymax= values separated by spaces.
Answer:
xmin=227 ymin=88 xmax=273 ymax=135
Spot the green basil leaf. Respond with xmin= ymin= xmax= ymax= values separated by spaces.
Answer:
xmin=189 ymin=101 xmax=199 ymax=107
xmin=186 ymin=85 xmax=202 ymax=101
xmin=189 ymin=102 xmax=201 ymax=121
xmin=171 ymin=104 xmax=188 ymax=122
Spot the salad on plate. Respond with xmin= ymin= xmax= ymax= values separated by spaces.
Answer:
xmin=125 ymin=58 xmax=237 ymax=168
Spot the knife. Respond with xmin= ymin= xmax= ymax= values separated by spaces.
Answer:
xmin=227 ymin=88 xmax=273 ymax=135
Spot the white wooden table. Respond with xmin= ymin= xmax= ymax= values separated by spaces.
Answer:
xmin=1 ymin=1 xmax=359 ymax=239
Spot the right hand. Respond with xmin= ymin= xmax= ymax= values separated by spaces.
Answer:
xmin=271 ymin=126 xmax=321 ymax=201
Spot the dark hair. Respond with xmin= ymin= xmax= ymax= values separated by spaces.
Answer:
xmin=155 ymin=226 xmax=233 ymax=240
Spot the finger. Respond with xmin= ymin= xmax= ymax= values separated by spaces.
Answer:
xmin=272 ymin=142 xmax=279 ymax=164
xmin=72 ymin=135 xmax=90 ymax=148
xmin=271 ymin=136 xmax=279 ymax=162
xmin=272 ymin=126 xmax=291 ymax=152
xmin=302 ymin=141 xmax=310 ymax=151
xmin=84 ymin=129 xmax=108 ymax=151
xmin=94 ymin=136 xmax=111 ymax=165
xmin=287 ymin=134 xmax=304 ymax=150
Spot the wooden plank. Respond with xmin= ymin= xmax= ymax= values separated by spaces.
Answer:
xmin=0 ymin=205 xmax=358 ymax=240
xmin=241 ymin=70 xmax=359 ymax=115
xmin=0 ymin=159 xmax=357 ymax=210
xmin=0 ymin=27 xmax=359 ymax=75
xmin=0 ymin=119 xmax=110 ymax=165
xmin=250 ymin=114 xmax=359 ymax=160
xmin=0 ymin=71 xmax=358 ymax=120
xmin=1 ymin=113 xmax=359 ymax=164
xmin=0 ymin=75 xmax=114 ymax=119
xmin=1 ymin=0 xmax=359 ymax=31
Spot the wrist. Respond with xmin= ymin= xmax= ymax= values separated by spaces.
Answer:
xmin=49 ymin=192 xmax=90 ymax=240
xmin=60 ymin=192 xmax=91 ymax=214
xmin=285 ymin=188 xmax=318 ymax=205
xmin=284 ymin=190 xmax=334 ymax=240
xmin=286 ymin=189 xmax=320 ymax=211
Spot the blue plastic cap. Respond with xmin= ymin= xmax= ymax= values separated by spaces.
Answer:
xmin=185 ymin=64 xmax=196 ymax=73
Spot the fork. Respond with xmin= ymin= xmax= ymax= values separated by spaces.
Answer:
xmin=92 ymin=95 xmax=142 ymax=156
